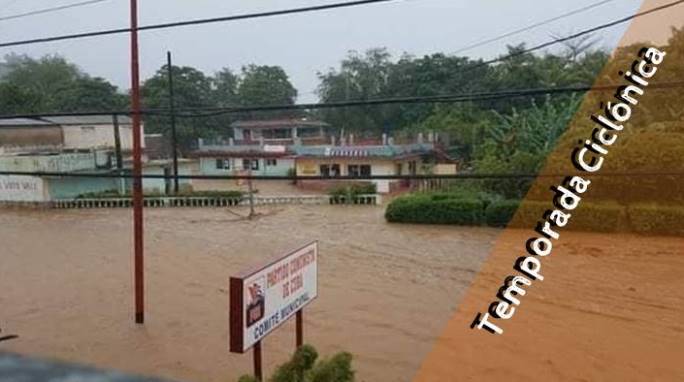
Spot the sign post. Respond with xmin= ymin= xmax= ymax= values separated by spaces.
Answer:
xmin=230 ymin=242 xmax=319 ymax=380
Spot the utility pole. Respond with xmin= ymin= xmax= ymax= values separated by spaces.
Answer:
xmin=167 ymin=51 xmax=179 ymax=194
xmin=129 ymin=0 xmax=145 ymax=325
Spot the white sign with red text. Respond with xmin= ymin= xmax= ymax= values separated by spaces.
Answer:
xmin=230 ymin=242 xmax=318 ymax=353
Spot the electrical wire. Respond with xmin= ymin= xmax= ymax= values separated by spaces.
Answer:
xmin=453 ymin=0 xmax=618 ymax=55
xmin=467 ymin=0 xmax=684 ymax=71
xmin=1 ymin=80 xmax=682 ymax=120
xmin=0 ymin=170 xmax=682 ymax=181
xmin=0 ymin=0 xmax=111 ymax=22
xmin=0 ymin=0 xmax=402 ymax=48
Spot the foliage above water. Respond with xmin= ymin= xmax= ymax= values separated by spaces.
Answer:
xmin=237 ymin=345 xmax=355 ymax=382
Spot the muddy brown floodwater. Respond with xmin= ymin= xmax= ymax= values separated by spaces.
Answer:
xmin=0 ymin=205 xmax=499 ymax=382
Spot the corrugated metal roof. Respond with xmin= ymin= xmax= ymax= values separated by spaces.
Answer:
xmin=42 ymin=115 xmax=132 ymax=126
xmin=0 ymin=118 xmax=56 ymax=127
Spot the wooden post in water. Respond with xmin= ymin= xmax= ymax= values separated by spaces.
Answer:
xmin=253 ymin=341 xmax=263 ymax=381
xmin=247 ymin=165 xmax=256 ymax=219
xmin=296 ymin=310 xmax=304 ymax=349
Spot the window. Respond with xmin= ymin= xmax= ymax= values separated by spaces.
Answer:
xmin=360 ymin=165 xmax=371 ymax=177
xmin=320 ymin=164 xmax=340 ymax=178
xmin=298 ymin=127 xmax=320 ymax=138
xmin=262 ymin=128 xmax=292 ymax=139
xmin=216 ymin=159 xmax=231 ymax=170
xmin=348 ymin=164 xmax=371 ymax=178
xmin=266 ymin=159 xmax=278 ymax=167
xmin=243 ymin=159 xmax=259 ymax=171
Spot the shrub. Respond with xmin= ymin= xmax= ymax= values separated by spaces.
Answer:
xmin=628 ymin=204 xmax=684 ymax=236
xmin=308 ymin=352 xmax=354 ymax=382
xmin=571 ymin=202 xmax=624 ymax=233
xmin=271 ymin=345 xmax=318 ymax=382
xmin=485 ymin=200 xmax=521 ymax=227
xmin=237 ymin=345 xmax=354 ymax=382
xmin=385 ymin=195 xmax=484 ymax=225
xmin=507 ymin=201 xmax=550 ymax=228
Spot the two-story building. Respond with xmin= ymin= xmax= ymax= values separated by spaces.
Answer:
xmin=232 ymin=118 xmax=330 ymax=145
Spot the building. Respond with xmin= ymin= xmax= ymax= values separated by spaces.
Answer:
xmin=0 ymin=152 xmax=120 ymax=202
xmin=0 ymin=115 xmax=142 ymax=155
xmin=294 ymin=143 xmax=456 ymax=193
xmin=231 ymin=118 xmax=330 ymax=145
xmin=0 ymin=115 xmax=184 ymax=202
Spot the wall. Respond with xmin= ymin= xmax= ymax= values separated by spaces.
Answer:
xmin=199 ymin=157 xmax=293 ymax=177
xmin=137 ymin=161 xmax=196 ymax=195
xmin=61 ymin=124 xmax=142 ymax=150
xmin=0 ymin=175 xmax=47 ymax=202
xmin=0 ymin=153 xmax=96 ymax=172
xmin=295 ymin=158 xmax=396 ymax=193
xmin=46 ymin=176 xmax=120 ymax=200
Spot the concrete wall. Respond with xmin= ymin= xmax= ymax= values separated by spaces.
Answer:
xmin=295 ymin=158 xmax=396 ymax=193
xmin=46 ymin=176 xmax=120 ymax=200
xmin=62 ymin=124 xmax=142 ymax=150
xmin=199 ymin=157 xmax=294 ymax=177
xmin=0 ymin=175 xmax=48 ymax=202
xmin=0 ymin=153 xmax=97 ymax=173
xmin=137 ymin=161 xmax=197 ymax=195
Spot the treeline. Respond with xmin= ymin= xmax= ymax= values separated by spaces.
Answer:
xmin=0 ymin=40 xmax=608 ymax=145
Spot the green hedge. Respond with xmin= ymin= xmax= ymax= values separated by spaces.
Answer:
xmin=628 ymin=204 xmax=684 ymax=236
xmin=571 ymin=202 xmax=624 ymax=233
xmin=486 ymin=200 xmax=625 ymax=232
xmin=485 ymin=200 xmax=521 ymax=227
xmin=385 ymin=195 xmax=484 ymax=225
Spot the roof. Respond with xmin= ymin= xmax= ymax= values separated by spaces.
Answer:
xmin=41 ymin=115 xmax=133 ymax=126
xmin=0 ymin=118 xmax=57 ymax=127
xmin=294 ymin=143 xmax=441 ymax=160
xmin=231 ymin=118 xmax=329 ymax=129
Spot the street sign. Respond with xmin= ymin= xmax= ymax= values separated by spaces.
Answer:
xmin=230 ymin=242 xmax=318 ymax=353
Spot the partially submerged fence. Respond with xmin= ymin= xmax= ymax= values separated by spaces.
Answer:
xmin=45 ymin=194 xmax=381 ymax=209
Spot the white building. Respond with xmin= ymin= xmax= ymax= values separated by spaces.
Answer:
xmin=0 ymin=115 xmax=144 ymax=154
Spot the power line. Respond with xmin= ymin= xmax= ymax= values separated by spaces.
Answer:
xmin=0 ymin=170 xmax=681 ymax=181
xmin=1 ymin=80 xmax=682 ymax=120
xmin=453 ymin=0 xmax=618 ymax=55
xmin=0 ymin=0 xmax=401 ymax=49
xmin=0 ymin=0 xmax=111 ymax=22
xmin=469 ymin=0 xmax=684 ymax=71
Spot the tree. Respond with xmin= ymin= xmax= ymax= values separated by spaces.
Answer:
xmin=237 ymin=65 xmax=297 ymax=107
xmin=0 ymin=54 xmax=125 ymax=114
xmin=0 ymin=83 xmax=42 ymax=114
xmin=53 ymin=77 xmax=127 ymax=112
xmin=212 ymin=67 xmax=240 ymax=107
xmin=141 ymin=64 xmax=219 ymax=149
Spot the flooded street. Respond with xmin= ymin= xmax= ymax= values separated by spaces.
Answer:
xmin=0 ymin=205 xmax=499 ymax=382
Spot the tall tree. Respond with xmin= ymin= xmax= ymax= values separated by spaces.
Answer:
xmin=141 ymin=64 xmax=218 ymax=149
xmin=237 ymin=64 xmax=297 ymax=118
xmin=0 ymin=54 xmax=125 ymax=114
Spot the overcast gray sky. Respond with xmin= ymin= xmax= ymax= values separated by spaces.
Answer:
xmin=0 ymin=0 xmax=642 ymax=102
